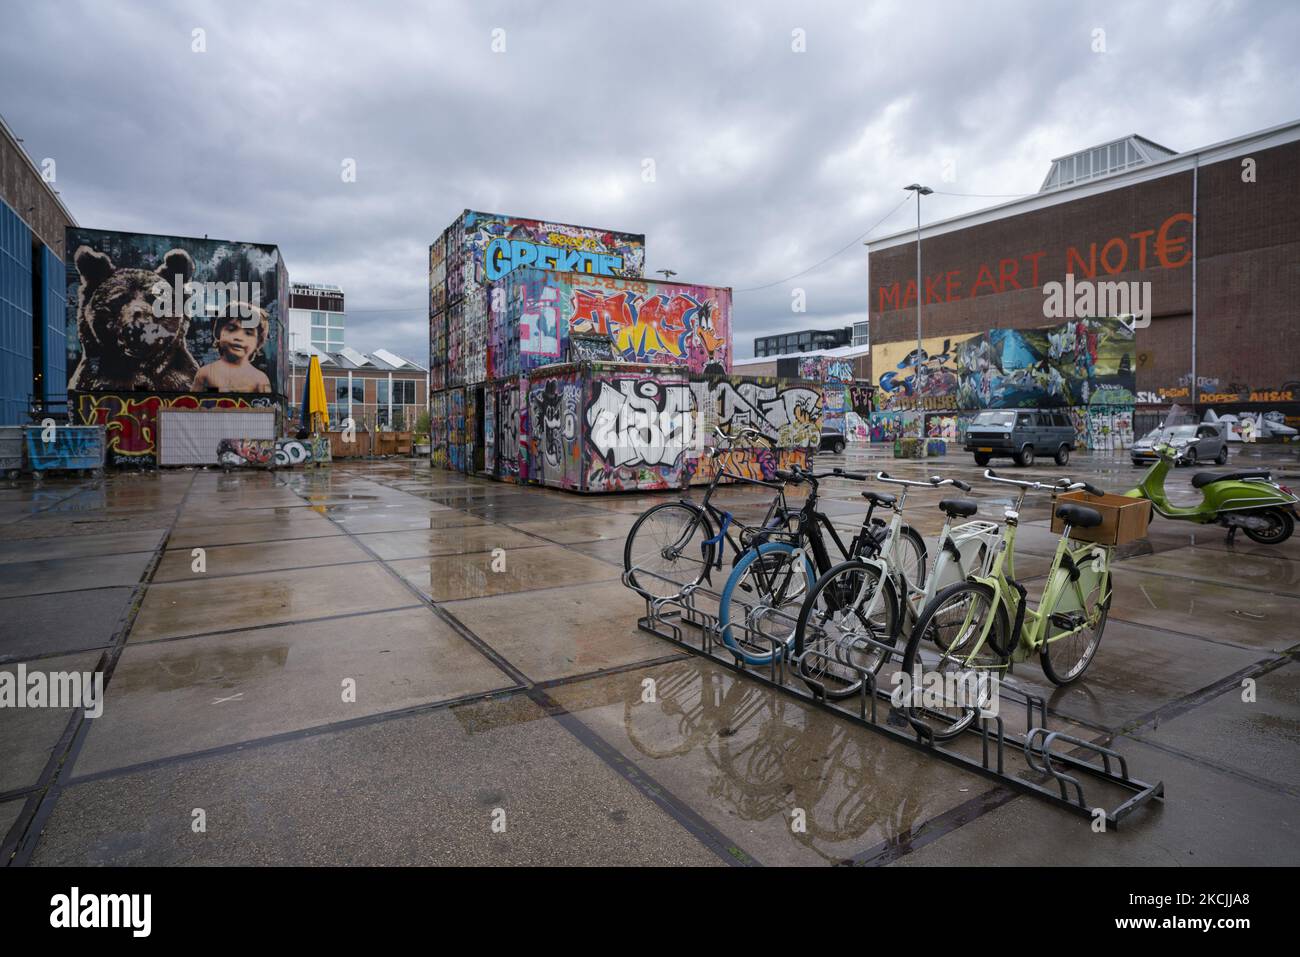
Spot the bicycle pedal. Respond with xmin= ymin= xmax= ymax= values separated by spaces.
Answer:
xmin=1049 ymin=612 xmax=1085 ymax=630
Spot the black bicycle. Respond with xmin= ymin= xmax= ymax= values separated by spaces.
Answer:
xmin=622 ymin=427 xmax=797 ymax=601
xmin=715 ymin=463 xmax=903 ymax=666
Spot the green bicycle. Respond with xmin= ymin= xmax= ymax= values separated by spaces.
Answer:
xmin=899 ymin=469 xmax=1114 ymax=740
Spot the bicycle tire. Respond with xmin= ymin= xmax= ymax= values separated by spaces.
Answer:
xmin=623 ymin=501 xmax=715 ymax=600
xmin=899 ymin=580 xmax=1009 ymax=741
xmin=794 ymin=559 xmax=897 ymax=700
xmin=718 ymin=541 xmax=816 ymax=666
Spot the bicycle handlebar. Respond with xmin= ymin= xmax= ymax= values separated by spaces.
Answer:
xmin=877 ymin=471 xmax=959 ymax=489
xmin=983 ymin=469 xmax=1105 ymax=496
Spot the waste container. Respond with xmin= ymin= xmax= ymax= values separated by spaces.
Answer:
xmin=24 ymin=425 xmax=107 ymax=474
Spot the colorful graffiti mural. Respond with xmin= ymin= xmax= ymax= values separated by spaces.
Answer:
xmin=526 ymin=370 xmax=585 ymax=490
xmin=65 ymin=229 xmax=288 ymax=397
xmin=434 ymin=211 xmax=645 ymax=390
xmin=498 ymin=364 xmax=823 ymax=493
xmin=217 ymin=438 xmax=275 ymax=468
xmin=75 ymin=392 xmax=274 ymax=466
xmin=494 ymin=270 xmax=732 ymax=377
xmin=24 ymin=426 xmax=105 ymax=471
xmin=276 ymin=435 xmax=331 ymax=466
xmin=796 ymin=356 xmax=854 ymax=383
xmin=873 ymin=318 xmax=1135 ymax=412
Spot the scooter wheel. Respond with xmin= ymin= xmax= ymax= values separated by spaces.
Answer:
xmin=1242 ymin=507 xmax=1294 ymax=545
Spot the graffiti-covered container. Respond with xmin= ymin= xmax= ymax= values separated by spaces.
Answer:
xmin=24 ymin=425 xmax=106 ymax=472
xmin=492 ymin=268 xmax=733 ymax=378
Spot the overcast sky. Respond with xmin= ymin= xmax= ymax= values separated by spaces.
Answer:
xmin=3 ymin=0 xmax=1298 ymax=364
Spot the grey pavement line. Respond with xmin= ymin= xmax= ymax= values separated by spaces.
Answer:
xmin=849 ymin=784 xmax=1023 ymax=866
xmin=39 ymin=654 xmax=695 ymax=791
xmin=0 ymin=640 xmax=117 ymax=667
xmin=6 ymin=471 xmax=197 ymax=867
xmin=122 ymin=602 xmax=430 ymax=647
xmin=58 ymin=684 xmax=526 ymax=788
xmin=149 ymin=555 xmax=380 ymax=584
xmin=1118 ymin=732 xmax=1300 ymax=799
xmin=292 ymin=476 xmax=760 ymax=868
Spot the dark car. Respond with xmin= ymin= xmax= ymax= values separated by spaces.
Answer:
xmin=819 ymin=430 xmax=846 ymax=454
xmin=965 ymin=409 xmax=1075 ymax=467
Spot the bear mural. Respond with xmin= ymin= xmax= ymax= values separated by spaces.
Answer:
xmin=68 ymin=246 xmax=201 ymax=392
xmin=65 ymin=228 xmax=288 ymax=397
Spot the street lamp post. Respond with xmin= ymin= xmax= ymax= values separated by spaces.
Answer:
xmin=905 ymin=184 xmax=932 ymax=455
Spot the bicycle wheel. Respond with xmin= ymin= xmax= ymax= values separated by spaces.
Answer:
xmin=1040 ymin=570 xmax=1110 ymax=685
xmin=894 ymin=524 xmax=928 ymax=592
xmin=623 ymin=502 xmax=714 ymax=600
xmin=900 ymin=581 xmax=1009 ymax=740
xmin=718 ymin=542 xmax=816 ymax=666
xmin=794 ymin=560 xmax=897 ymax=700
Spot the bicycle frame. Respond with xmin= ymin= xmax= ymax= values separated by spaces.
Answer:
xmin=841 ymin=478 xmax=997 ymax=634
xmin=959 ymin=481 xmax=1112 ymax=668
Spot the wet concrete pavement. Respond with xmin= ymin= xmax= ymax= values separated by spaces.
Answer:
xmin=1 ymin=443 xmax=1297 ymax=866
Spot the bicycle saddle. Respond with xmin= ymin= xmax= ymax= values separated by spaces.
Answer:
xmin=1055 ymin=503 xmax=1103 ymax=528
xmin=1191 ymin=469 xmax=1271 ymax=488
xmin=939 ymin=498 xmax=978 ymax=518
xmin=861 ymin=491 xmax=896 ymax=507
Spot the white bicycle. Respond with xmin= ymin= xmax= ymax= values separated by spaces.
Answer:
xmin=792 ymin=471 xmax=999 ymax=699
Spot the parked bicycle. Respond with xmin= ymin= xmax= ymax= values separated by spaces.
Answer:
xmin=718 ymin=463 xmax=926 ymax=667
xmin=900 ymin=469 xmax=1113 ymax=740
xmin=622 ymin=426 xmax=794 ymax=602
xmin=793 ymin=471 xmax=999 ymax=700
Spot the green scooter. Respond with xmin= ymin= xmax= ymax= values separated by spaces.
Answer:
xmin=1124 ymin=441 xmax=1298 ymax=544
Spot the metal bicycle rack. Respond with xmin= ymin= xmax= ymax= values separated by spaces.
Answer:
xmin=621 ymin=564 xmax=1164 ymax=828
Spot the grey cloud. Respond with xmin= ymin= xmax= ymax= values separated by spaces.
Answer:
xmin=3 ymin=0 xmax=1296 ymax=362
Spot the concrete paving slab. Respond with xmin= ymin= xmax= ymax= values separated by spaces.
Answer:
xmin=445 ymin=580 xmax=676 ymax=682
xmin=358 ymin=524 xmax=549 ymax=561
xmin=549 ymin=658 xmax=997 ymax=865
xmin=1109 ymin=570 xmax=1299 ymax=652
xmin=389 ymin=544 xmax=620 ymax=603
xmin=1122 ymin=545 xmax=1300 ymax=596
xmin=1132 ymin=661 xmax=1299 ymax=790
xmin=0 ymin=587 xmax=134 ymax=662
xmin=74 ymin=607 xmax=516 ymax=776
xmin=0 ymin=528 xmax=164 ymax=564
xmin=0 ymin=551 xmax=153 ymax=599
xmin=33 ymin=696 xmax=724 ymax=866
xmin=0 ymin=798 xmax=25 ymax=844
xmin=892 ymin=735 xmax=1299 ymax=866
xmin=153 ymin=535 xmax=372 ymax=582
xmin=129 ymin=562 xmax=419 ymax=642
xmin=997 ymin=619 xmax=1266 ymax=730
xmin=0 ymin=651 xmax=102 ymax=793
xmin=167 ymin=518 xmax=345 ymax=549
xmin=510 ymin=514 xmax=639 ymax=544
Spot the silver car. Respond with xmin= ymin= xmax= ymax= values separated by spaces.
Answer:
xmin=1131 ymin=422 xmax=1228 ymax=467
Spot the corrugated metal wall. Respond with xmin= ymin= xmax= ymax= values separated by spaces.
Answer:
xmin=0 ymin=201 xmax=34 ymax=425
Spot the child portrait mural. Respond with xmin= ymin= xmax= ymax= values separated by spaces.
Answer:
xmin=66 ymin=228 xmax=288 ymax=395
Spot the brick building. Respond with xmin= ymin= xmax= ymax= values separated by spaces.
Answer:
xmin=867 ymin=121 xmax=1300 ymax=423
xmin=289 ymin=346 xmax=427 ymax=431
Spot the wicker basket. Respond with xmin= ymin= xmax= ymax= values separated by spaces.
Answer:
xmin=1051 ymin=490 xmax=1152 ymax=545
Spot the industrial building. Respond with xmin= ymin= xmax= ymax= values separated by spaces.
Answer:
xmin=288 ymin=282 xmax=345 ymax=352
xmin=288 ymin=345 xmax=427 ymax=431
xmin=0 ymin=112 xmax=77 ymax=425
xmin=865 ymin=119 xmax=1300 ymax=443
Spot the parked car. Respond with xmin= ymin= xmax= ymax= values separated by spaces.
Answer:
xmin=965 ymin=409 xmax=1075 ymax=467
xmin=819 ymin=430 xmax=846 ymax=454
xmin=1131 ymin=422 xmax=1228 ymax=467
